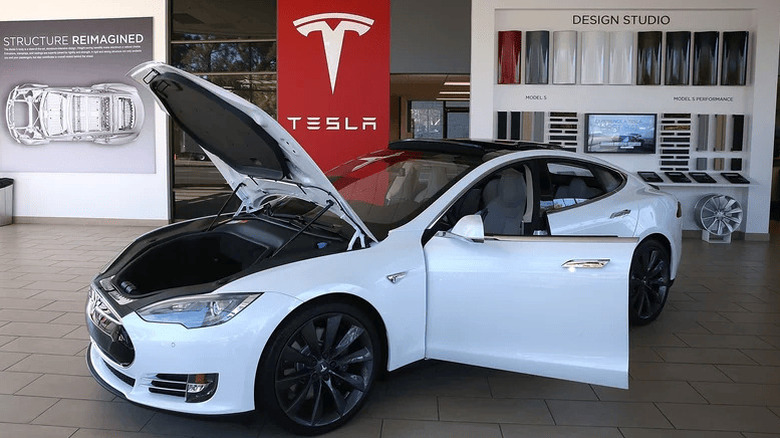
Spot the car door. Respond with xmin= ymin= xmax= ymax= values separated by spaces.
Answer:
xmin=541 ymin=159 xmax=639 ymax=237
xmin=423 ymin=228 xmax=635 ymax=389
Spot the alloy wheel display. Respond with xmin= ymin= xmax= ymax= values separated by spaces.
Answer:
xmin=694 ymin=194 xmax=743 ymax=236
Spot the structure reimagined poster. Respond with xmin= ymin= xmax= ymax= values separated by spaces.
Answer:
xmin=0 ymin=17 xmax=155 ymax=173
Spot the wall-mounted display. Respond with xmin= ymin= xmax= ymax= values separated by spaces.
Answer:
xmin=692 ymin=31 xmax=719 ymax=85
xmin=552 ymin=31 xmax=577 ymax=84
xmin=721 ymin=172 xmax=749 ymax=184
xmin=696 ymin=114 xmax=709 ymax=151
xmin=665 ymin=31 xmax=691 ymax=85
xmin=689 ymin=172 xmax=716 ymax=183
xmin=637 ymin=31 xmax=662 ymax=85
xmin=6 ymin=83 xmax=144 ymax=145
xmin=665 ymin=171 xmax=692 ymax=183
xmin=721 ymin=31 xmax=749 ymax=85
xmin=585 ymin=113 xmax=656 ymax=154
xmin=714 ymin=114 xmax=726 ymax=151
xmin=0 ymin=17 xmax=155 ymax=174
xmin=609 ymin=31 xmax=634 ymax=85
xmin=496 ymin=111 xmax=543 ymax=141
xmin=580 ymin=31 xmax=608 ymax=85
xmin=525 ymin=30 xmax=549 ymax=84
xmin=498 ymin=31 xmax=522 ymax=84
xmin=732 ymin=114 xmax=745 ymax=151
xmin=638 ymin=171 xmax=663 ymax=183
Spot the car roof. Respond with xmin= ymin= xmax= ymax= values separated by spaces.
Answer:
xmin=388 ymin=138 xmax=561 ymax=156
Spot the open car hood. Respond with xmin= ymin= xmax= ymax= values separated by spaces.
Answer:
xmin=129 ymin=62 xmax=376 ymax=244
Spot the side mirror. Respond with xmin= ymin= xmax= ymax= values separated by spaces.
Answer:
xmin=450 ymin=214 xmax=485 ymax=242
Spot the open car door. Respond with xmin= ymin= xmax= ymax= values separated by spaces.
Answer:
xmin=424 ymin=225 xmax=634 ymax=388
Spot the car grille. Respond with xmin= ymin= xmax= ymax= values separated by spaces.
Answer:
xmin=87 ymin=286 xmax=135 ymax=366
xmin=148 ymin=374 xmax=187 ymax=398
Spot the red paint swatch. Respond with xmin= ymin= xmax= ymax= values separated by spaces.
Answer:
xmin=498 ymin=31 xmax=522 ymax=84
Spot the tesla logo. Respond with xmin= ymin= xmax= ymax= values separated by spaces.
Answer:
xmin=293 ymin=13 xmax=374 ymax=93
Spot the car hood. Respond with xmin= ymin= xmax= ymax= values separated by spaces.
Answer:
xmin=128 ymin=62 xmax=376 ymax=243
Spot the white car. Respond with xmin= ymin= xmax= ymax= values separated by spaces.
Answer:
xmin=6 ymin=83 xmax=144 ymax=145
xmin=86 ymin=62 xmax=682 ymax=435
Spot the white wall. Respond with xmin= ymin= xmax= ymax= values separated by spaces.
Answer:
xmin=471 ymin=0 xmax=780 ymax=236
xmin=3 ymin=0 xmax=169 ymax=223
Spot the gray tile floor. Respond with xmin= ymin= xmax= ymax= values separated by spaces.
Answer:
xmin=1 ymin=223 xmax=779 ymax=437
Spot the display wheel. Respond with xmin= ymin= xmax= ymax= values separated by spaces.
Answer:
xmin=694 ymin=194 xmax=743 ymax=236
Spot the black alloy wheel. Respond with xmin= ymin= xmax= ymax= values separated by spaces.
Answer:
xmin=259 ymin=302 xmax=380 ymax=435
xmin=629 ymin=240 xmax=671 ymax=325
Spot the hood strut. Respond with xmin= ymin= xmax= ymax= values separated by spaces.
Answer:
xmin=271 ymin=200 xmax=335 ymax=258
xmin=206 ymin=182 xmax=245 ymax=232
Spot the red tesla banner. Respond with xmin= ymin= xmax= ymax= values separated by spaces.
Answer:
xmin=278 ymin=0 xmax=390 ymax=171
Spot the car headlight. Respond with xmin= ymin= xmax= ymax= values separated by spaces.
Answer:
xmin=137 ymin=293 xmax=261 ymax=328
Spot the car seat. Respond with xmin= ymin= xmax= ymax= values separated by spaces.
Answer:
xmin=482 ymin=169 xmax=527 ymax=235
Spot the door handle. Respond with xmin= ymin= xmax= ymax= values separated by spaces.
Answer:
xmin=610 ymin=209 xmax=631 ymax=218
xmin=562 ymin=259 xmax=610 ymax=269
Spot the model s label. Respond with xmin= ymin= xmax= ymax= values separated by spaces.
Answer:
xmin=293 ymin=13 xmax=374 ymax=93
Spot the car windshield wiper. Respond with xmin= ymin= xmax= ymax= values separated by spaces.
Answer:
xmin=271 ymin=200 xmax=334 ymax=258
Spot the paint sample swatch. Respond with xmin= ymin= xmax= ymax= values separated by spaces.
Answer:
xmin=714 ymin=114 xmax=726 ymax=151
xmin=665 ymin=31 xmax=691 ymax=85
xmin=553 ymin=30 xmax=577 ymax=84
xmin=732 ymin=114 xmax=744 ymax=151
xmin=637 ymin=31 xmax=662 ymax=85
xmin=525 ymin=31 xmax=549 ymax=84
xmin=497 ymin=112 xmax=508 ymax=139
xmin=498 ymin=31 xmax=522 ymax=84
xmin=721 ymin=31 xmax=749 ymax=85
xmin=609 ymin=31 xmax=634 ymax=84
xmin=581 ymin=31 xmax=608 ymax=84
xmin=693 ymin=31 xmax=719 ymax=85
xmin=697 ymin=114 xmax=709 ymax=151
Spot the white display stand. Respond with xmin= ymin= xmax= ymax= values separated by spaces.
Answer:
xmin=471 ymin=0 xmax=780 ymax=237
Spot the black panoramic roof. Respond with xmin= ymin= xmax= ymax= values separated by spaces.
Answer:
xmin=388 ymin=139 xmax=560 ymax=156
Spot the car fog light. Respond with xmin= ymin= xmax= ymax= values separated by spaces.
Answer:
xmin=186 ymin=373 xmax=218 ymax=403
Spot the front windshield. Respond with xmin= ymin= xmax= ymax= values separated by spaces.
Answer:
xmin=326 ymin=149 xmax=482 ymax=239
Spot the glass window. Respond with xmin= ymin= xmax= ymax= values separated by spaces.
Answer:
xmin=411 ymin=101 xmax=444 ymax=139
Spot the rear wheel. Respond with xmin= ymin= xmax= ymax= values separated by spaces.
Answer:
xmin=629 ymin=240 xmax=670 ymax=325
xmin=258 ymin=301 xmax=380 ymax=435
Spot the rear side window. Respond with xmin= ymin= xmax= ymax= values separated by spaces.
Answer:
xmin=541 ymin=160 xmax=624 ymax=211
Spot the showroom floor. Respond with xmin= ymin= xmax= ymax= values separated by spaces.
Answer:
xmin=0 ymin=224 xmax=779 ymax=438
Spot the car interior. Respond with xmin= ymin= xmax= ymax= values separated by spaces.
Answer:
xmin=434 ymin=159 xmax=625 ymax=238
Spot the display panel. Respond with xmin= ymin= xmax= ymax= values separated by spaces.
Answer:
xmin=498 ymin=31 xmax=522 ymax=84
xmin=525 ymin=30 xmax=549 ymax=84
xmin=609 ymin=31 xmax=634 ymax=85
xmin=585 ymin=114 xmax=656 ymax=153
xmin=552 ymin=30 xmax=576 ymax=84
xmin=665 ymin=31 xmax=691 ymax=85
xmin=581 ymin=31 xmax=608 ymax=84
xmin=636 ymin=31 xmax=662 ymax=85
xmin=721 ymin=31 xmax=749 ymax=86
xmin=692 ymin=31 xmax=719 ymax=85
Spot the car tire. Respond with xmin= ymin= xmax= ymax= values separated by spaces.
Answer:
xmin=257 ymin=301 xmax=381 ymax=435
xmin=629 ymin=239 xmax=671 ymax=326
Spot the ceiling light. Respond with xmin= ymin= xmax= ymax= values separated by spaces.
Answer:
xmin=436 ymin=97 xmax=470 ymax=101
xmin=443 ymin=81 xmax=470 ymax=86
xmin=439 ymin=91 xmax=470 ymax=95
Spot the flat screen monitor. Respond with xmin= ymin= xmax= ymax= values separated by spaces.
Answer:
xmin=585 ymin=114 xmax=657 ymax=154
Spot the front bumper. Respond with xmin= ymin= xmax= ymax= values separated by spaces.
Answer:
xmin=86 ymin=291 xmax=302 ymax=415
